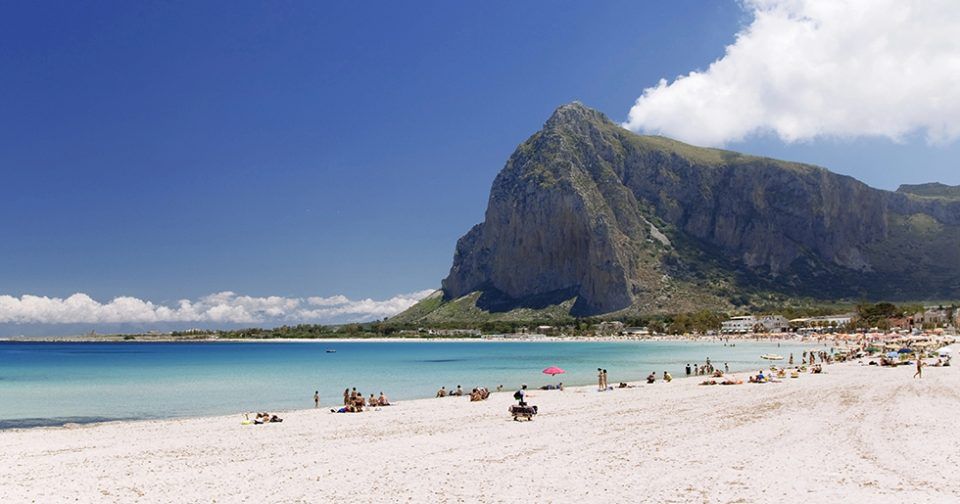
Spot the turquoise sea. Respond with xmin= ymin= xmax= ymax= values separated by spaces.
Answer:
xmin=0 ymin=339 xmax=821 ymax=429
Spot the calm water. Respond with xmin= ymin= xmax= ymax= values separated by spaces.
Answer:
xmin=0 ymin=339 xmax=819 ymax=428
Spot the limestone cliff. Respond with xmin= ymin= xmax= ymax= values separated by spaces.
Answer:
xmin=427 ymin=103 xmax=960 ymax=319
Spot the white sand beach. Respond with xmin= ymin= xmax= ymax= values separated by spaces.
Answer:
xmin=2 ymin=362 xmax=957 ymax=503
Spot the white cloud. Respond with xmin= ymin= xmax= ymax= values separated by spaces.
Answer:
xmin=623 ymin=0 xmax=960 ymax=146
xmin=0 ymin=290 xmax=434 ymax=325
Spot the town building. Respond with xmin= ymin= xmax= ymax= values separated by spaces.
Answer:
xmin=722 ymin=315 xmax=790 ymax=334
xmin=721 ymin=316 xmax=756 ymax=334
xmin=622 ymin=326 xmax=650 ymax=336
xmin=789 ymin=313 xmax=856 ymax=332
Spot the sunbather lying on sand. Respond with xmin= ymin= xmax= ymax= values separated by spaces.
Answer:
xmin=252 ymin=412 xmax=282 ymax=424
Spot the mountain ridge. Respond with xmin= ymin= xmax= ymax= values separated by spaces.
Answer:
xmin=396 ymin=102 xmax=960 ymax=323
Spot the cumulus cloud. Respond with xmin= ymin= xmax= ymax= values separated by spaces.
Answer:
xmin=623 ymin=0 xmax=960 ymax=146
xmin=0 ymin=290 xmax=434 ymax=325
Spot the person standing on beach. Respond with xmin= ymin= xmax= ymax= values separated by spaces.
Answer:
xmin=914 ymin=356 xmax=925 ymax=379
xmin=724 ymin=363 xmax=729 ymax=374
xmin=597 ymin=368 xmax=604 ymax=390
xmin=685 ymin=364 xmax=691 ymax=375
xmin=314 ymin=391 xmax=319 ymax=408
xmin=515 ymin=384 xmax=529 ymax=406
xmin=602 ymin=369 xmax=608 ymax=390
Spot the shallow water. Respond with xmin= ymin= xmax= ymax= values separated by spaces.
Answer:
xmin=0 ymin=339 xmax=821 ymax=428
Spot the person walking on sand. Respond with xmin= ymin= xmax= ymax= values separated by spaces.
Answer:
xmin=914 ymin=356 xmax=925 ymax=379
xmin=602 ymin=369 xmax=608 ymax=389
xmin=597 ymin=368 xmax=604 ymax=390
xmin=314 ymin=390 xmax=319 ymax=408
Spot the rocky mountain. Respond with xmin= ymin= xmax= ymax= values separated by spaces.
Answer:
xmin=398 ymin=103 xmax=960 ymax=322
xmin=897 ymin=182 xmax=960 ymax=200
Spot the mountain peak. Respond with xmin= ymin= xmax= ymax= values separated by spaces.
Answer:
xmin=544 ymin=101 xmax=611 ymax=130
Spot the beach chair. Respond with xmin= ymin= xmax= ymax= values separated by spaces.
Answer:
xmin=508 ymin=404 xmax=538 ymax=421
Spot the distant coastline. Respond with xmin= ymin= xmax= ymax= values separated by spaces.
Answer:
xmin=3 ymin=332 xmax=843 ymax=344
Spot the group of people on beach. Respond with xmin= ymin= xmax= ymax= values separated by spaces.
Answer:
xmin=685 ymin=358 xmax=729 ymax=377
xmin=435 ymin=385 xmax=491 ymax=401
xmin=331 ymin=388 xmax=390 ymax=413
xmin=646 ymin=371 xmax=673 ymax=383
xmin=435 ymin=385 xmax=461 ymax=397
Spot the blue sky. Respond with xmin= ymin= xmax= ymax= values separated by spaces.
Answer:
xmin=1 ymin=1 xmax=958 ymax=330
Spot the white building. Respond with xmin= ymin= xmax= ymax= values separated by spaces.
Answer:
xmin=790 ymin=313 xmax=855 ymax=332
xmin=721 ymin=316 xmax=756 ymax=334
xmin=757 ymin=315 xmax=790 ymax=333
xmin=722 ymin=315 xmax=789 ymax=334
xmin=816 ymin=314 xmax=855 ymax=327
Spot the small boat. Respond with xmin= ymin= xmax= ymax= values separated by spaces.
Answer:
xmin=325 ymin=349 xmax=336 ymax=353
xmin=760 ymin=354 xmax=784 ymax=360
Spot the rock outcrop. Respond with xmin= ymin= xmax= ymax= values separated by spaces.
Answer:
xmin=437 ymin=102 xmax=960 ymax=317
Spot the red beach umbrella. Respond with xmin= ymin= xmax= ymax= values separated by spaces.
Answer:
xmin=542 ymin=366 xmax=566 ymax=376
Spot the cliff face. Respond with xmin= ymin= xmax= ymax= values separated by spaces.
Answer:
xmin=440 ymin=103 xmax=960 ymax=316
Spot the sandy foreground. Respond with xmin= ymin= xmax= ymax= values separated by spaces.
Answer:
xmin=2 ymin=363 xmax=958 ymax=503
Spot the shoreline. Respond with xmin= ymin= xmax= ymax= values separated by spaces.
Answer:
xmin=0 ymin=355 xmax=832 ymax=433
xmin=2 ymin=334 xmax=845 ymax=344
xmin=3 ymin=360 xmax=955 ymax=502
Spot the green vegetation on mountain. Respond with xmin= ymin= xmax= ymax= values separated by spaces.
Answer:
xmin=897 ymin=182 xmax=960 ymax=200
